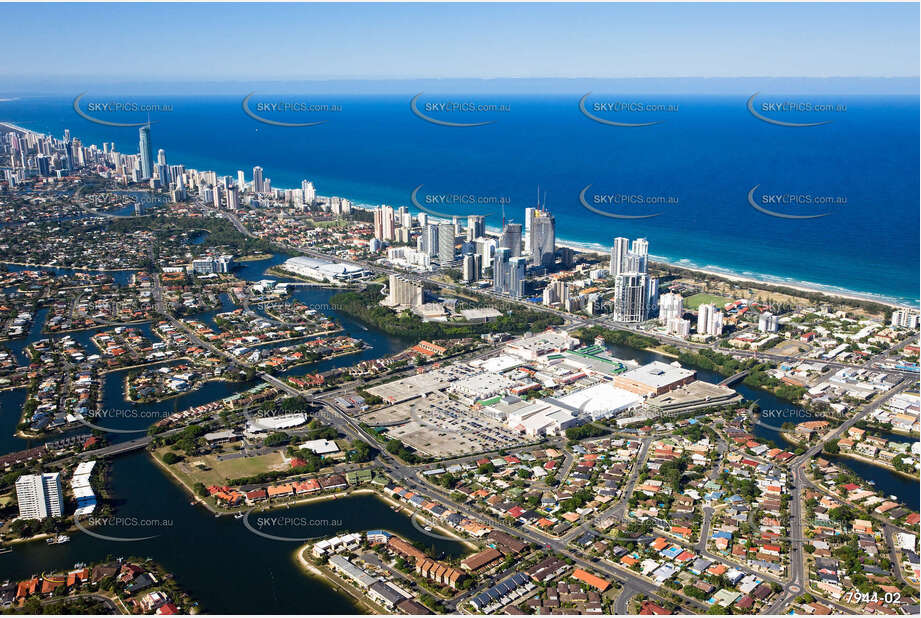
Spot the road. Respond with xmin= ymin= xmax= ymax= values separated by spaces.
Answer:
xmin=762 ymin=378 xmax=910 ymax=614
xmin=221 ymin=206 xmax=911 ymax=386
xmin=223 ymin=207 xmax=905 ymax=614
xmin=40 ymin=592 xmax=122 ymax=614
xmin=558 ymin=436 xmax=652 ymax=545
xmin=613 ymin=586 xmax=637 ymax=615
xmin=138 ymin=205 xmax=912 ymax=614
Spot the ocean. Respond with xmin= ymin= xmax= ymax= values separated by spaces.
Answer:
xmin=2 ymin=93 xmax=918 ymax=305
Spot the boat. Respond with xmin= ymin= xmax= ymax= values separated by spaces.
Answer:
xmin=234 ymin=513 xmax=245 ymax=520
xmin=0 ymin=547 xmax=12 ymax=555
xmin=424 ymin=526 xmax=432 ymax=532
xmin=46 ymin=535 xmax=70 ymax=545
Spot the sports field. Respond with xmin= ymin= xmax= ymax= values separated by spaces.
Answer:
xmin=682 ymin=292 xmax=731 ymax=311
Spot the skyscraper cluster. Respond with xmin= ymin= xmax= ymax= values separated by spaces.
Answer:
xmin=610 ymin=237 xmax=658 ymax=322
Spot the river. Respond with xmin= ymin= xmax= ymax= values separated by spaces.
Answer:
xmin=0 ymin=255 xmax=916 ymax=609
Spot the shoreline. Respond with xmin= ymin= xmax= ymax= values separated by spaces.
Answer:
xmin=293 ymin=544 xmax=376 ymax=615
xmin=553 ymin=239 xmax=915 ymax=310
xmin=834 ymin=450 xmax=920 ymax=481
xmin=0 ymin=260 xmax=136 ymax=272
xmin=151 ymin=453 xmax=478 ymax=552
xmin=2 ymin=116 xmax=916 ymax=308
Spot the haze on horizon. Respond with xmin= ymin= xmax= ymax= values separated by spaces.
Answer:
xmin=1 ymin=2 xmax=918 ymax=89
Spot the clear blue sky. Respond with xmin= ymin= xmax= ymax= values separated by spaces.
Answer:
xmin=4 ymin=3 xmax=918 ymax=80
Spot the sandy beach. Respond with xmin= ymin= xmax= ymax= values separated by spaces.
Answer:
xmin=554 ymin=239 xmax=913 ymax=310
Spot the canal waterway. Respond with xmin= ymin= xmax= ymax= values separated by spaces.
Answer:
xmin=0 ymin=255 xmax=916 ymax=609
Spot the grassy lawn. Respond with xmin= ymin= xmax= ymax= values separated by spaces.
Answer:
xmin=310 ymin=219 xmax=347 ymax=228
xmin=683 ymin=292 xmax=731 ymax=311
xmin=154 ymin=446 xmax=287 ymax=487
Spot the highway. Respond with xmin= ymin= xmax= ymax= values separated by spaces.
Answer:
xmin=142 ymin=205 xmax=914 ymax=614
xmin=220 ymin=205 xmax=910 ymax=386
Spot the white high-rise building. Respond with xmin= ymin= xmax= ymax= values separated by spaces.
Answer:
xmin=697 ymin=303 xmax=724 ymax=337
xmin=758 ymin=311 xmax=779 ymax=333
xmin=475 ymin=237 xmax=496 ymax=269
xmin=523 ymin=207 xmax=535 ymax=253
xmin=237 ymin=170 xmax=246 ymax=191
xmin=384 ymin=274 xmax=423 ymax=308
xmin=698 ymin=303 xmax=713 ymax=335
xmin=438 ymin=222 xmax=456 ymax=266
xmin=15 ymin=473 xmax=63 ymax=520
xmin=467 ymin=215 xmax=485 ymax=241
xmin=398 ymin=206 xmax=412 ymax=229
xmin=629 ymin=238 xmax=648 ymax=273
xmin=301 ymin=180 xmax=316 ymax=205
xmin=542 ymin=280 xmax=571 ymax=308
xmin=225 ymin=186 xmax=239 ymax=210
xmin=613 ymin=272 xmax=649 ymax=322
xmin=667 ymin=317 xmax=691 ymax=338
xmin=610 ymin=237 xmax=649 ymax=276
xmin=891 ymin=309 xmax=920 ymax=329
xmin=609 ymin=237 xmax=630 ymax=276
xmin=709 ymin=311 xmax=723 ymax=336
xmin=659 ymin=292 xmax=683 ymax=325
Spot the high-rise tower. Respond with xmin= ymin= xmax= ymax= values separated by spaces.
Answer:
xmin=138 ymin=124 xmax=153 ymax=180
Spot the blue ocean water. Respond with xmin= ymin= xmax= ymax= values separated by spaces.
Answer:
xmin=2 ymin=93 xmax=917 ymax=305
